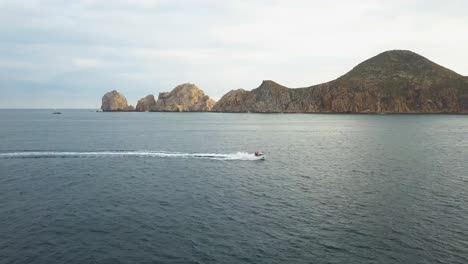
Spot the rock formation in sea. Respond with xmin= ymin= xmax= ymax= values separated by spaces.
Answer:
xmin=101 ymin=90 xmax=134 ymax=111
xmin=135 ymin=94 xmax=157 ymax=112
xmin=212 ymin=50 xmax=468 ymax=113
xmin=154 ymin=83 xmax=216 ymax=112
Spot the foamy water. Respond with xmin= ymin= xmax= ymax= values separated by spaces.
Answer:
xmin=0 ymin=151 xmax=264 ymax=161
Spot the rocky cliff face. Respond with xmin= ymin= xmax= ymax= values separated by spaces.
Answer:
xmin=211 ymin=89 xmax=249 ymax=112
xmin=213 ymin=50 xmax=468 ymax=113
xmin=154 ymin=83 xmax=216 ymax=112
xmin=136 ymin=95 xmax=157 ymax=112
xmin=101 ymin=90 xmax=134 ymax=111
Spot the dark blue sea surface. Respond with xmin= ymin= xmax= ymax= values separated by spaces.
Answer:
xmin=1 ymin=110 xmax=467 ymax=264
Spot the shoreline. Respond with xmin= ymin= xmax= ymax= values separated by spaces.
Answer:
xmin=1 ymin=109 xmax=467 ymax=115
xmin=98 ymin=111 xmax=468 ymax=115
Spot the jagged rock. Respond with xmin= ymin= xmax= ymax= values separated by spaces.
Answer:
xmin=154 ymin=83 xmax=216 ymax=112
xmin=101 ymin=90 xmax=133 ymax=111
xmin=136 ymin=95 xmax=157 ymax=112
xmin=211 ymin=89 xmax=249 ymax=112
xmin=213 ymin=50 xmax=468 ymax=113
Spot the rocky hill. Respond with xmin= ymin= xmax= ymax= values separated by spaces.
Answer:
xmin=154 ymin=83 xmax=216 ymax=112
xmin=101 ymin=90 xmax=134 ymax=111
xmin=212 ymin=50 xmax=468 ymax=113
xmin=136 ymin=95 xmax=157 ymax=112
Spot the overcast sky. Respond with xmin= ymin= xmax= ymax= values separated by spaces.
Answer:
xmin=1 ymin=0 xmax=467 ymax=108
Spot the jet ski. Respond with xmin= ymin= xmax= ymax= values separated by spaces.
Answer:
xmin=254 ymin=151 xmax=265 ymax=160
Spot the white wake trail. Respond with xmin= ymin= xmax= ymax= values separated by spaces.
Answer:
xmin=0 ymin=151 xmax=264 ymax=161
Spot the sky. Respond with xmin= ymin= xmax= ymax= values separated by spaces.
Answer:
xmin=1 ymin=0 xmax=467 ymax=108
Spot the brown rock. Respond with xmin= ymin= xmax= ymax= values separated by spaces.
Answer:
xmin=211 ymin=89 xmax=249 ymax=112
xmin=213 ymin=50 xmax=468 ymax=113
xmin=136 ymin=95 xmax=157 ymax=112
xmin=154 ymin=83 xmax=216 ymax=112
xmin=101 ymin=90 xmax=134 ymax=111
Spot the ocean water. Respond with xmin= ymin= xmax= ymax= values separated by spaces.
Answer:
xmin=0 ymin=110 xmax=467 ymax=264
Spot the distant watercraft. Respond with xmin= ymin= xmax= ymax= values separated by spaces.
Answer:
xmin=52 ymin=111 xmax=62 ymax=114
xmin=254 ymin=151 xmax=265 ymax=160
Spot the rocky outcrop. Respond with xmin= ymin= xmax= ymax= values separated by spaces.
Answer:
xmin=213 ymin=50 xmax=468 ymax=113
xmin=101 ymin=90 xmax=134 ymax=111
xmin=211 ymin=89 xmax=249 ymax=112
xmin=154 ymin=83 xmax=216 ymax=112
xmin=135 ymin=95 xmax=157 ymax=112
xmin=212 ymin=81 xmax=299 ymax=112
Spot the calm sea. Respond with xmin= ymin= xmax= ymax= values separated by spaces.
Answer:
xmin=0 ymin=110 xmax=467 ymax=264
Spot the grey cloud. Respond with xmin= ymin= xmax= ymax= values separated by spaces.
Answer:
xmin=0 ymin=0 xmax=467 ymax=108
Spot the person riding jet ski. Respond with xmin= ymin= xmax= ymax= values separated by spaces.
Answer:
xmin=255 ymin=151 xmax=263 ymax=157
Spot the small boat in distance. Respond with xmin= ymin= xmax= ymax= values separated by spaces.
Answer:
xmin=52 ymin=111 xmax=62 ymax=114
xmin=254 ymin=151 xmax=265 ymax=160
